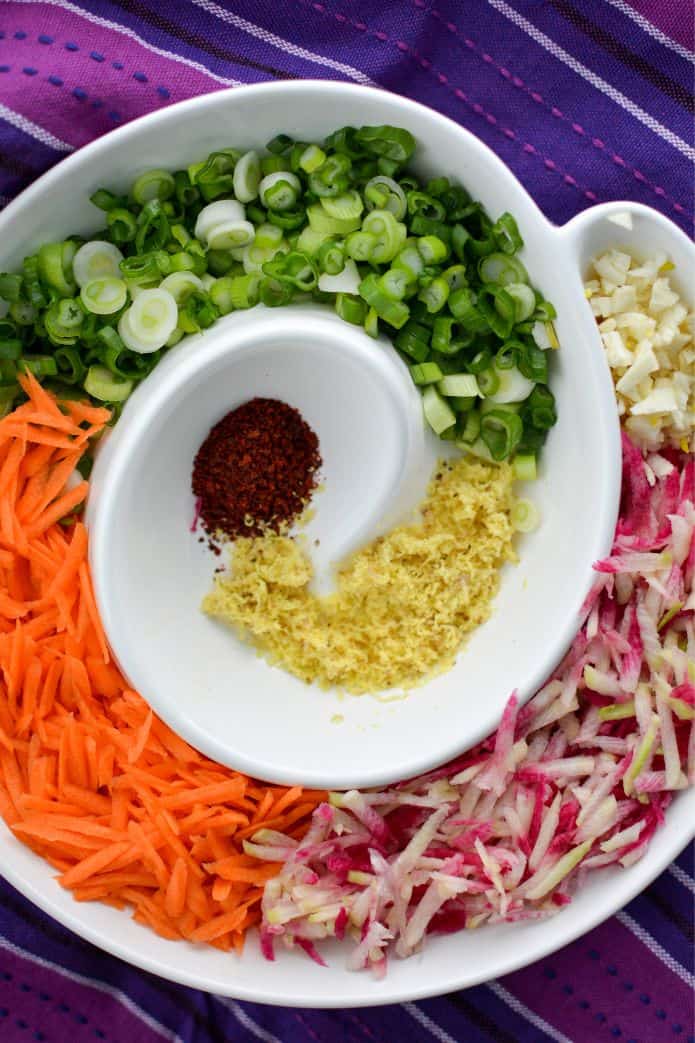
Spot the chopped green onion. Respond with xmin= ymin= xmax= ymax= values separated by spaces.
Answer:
xmin=233 ymin=150 xmax=261 ymax=203
xmin=296 ymin=227 xmax=331 ymax=256
xmin=316 ymin=238 xmax=345 ymax=276
xmin=393 ymin=244 xmax=424 ymax=280
xmin=259 ymin=171 xmax=301 ymax=211
xmin=335 ymin=293 xmax=367 ymax=325
xmin=359 ymin=272 xmax=410 ymax=328
xmin=0 ymin=339 xmax=22 ymax=360
xmin=449 ymin=395 xmax=476 ymax=412
xmin=299 ymin=144 xmax=326 ymax=173
xmin=364 ymin=175 xmax=407 ymax=219
xmin=418 ymin=275 xmax=449 ymax=314
xmin=73 ymin=240 xmax=124 ymax=288
xmin=438 ymin=373 xmax=480 ymax=398
xmin=480 ymin=408 xmax=523 ymax=460
xmin=479 ymin=251 xmax=529 ymax=286
xmin=379 ymin=268 xmax=410 ymax=302
xmin=492 ymin=211 xmax=523 ymax=254
xmin=0 ymin=273 xmax=22 ymax=302
xmin=431 ymin=316 xmax=468 ymax=355
xmin=361 ymin=209 xmax=406 ymax=264
xmin=459 ymin=409 xmax=482 ymax=444
xmin=80 ymin=276 xmax=128 ymax=315
xmin=395 ymin=320 xmax=430 ymax=362
xmin=38 ymin=241 xmax=77 ymax=296
xmin=209 ymin=277 xmax=235 ymax=315
xmin=364 ymin=306 xmax=379 ymax=338
xmin=229 ymin=273 xmax=261 ymax=309
xmin=422 ymin=385 xmax=456 ymax=434
xmin=107 ymin=208 xmax=137 ymax=244
xmin=44 ymin=298 xmax=83 ymax=345
xmin=131 ymin=168 xmax=175 ymax=204
xmin=84 ymin=363 xmax=133 ymax=402
xmin=317 ymin=258 xmax=360 ymax=295
xmin=355 ymin=125 xmax=416 ymax=163
xmin=158 ymin=271 xmax=204 ymax=303
xmin=346 ymin=231 xmax=377 ymax=262
xmin=510 ymin=497 xmax=540 ymax=532
xmin=90 ymin=188 xmax=125 ymax=212
xmin=307 ymin=203 xmax=360 ymax=236
xmin=266 ymin=133 xmax=293 ymax=155
xmin=118 ymin=288 xmax=178 ymax=353
xmin=20 ymin=356 xmax=58 ymax=378
xmin=477 ymin=368 xmax=501 ymax=397
xmin=320 ymin=190 xmax=363 ymax=222
xmin=505 ymin=282 xmax=536 ymax=321
xmin=513 ymin=453 xmax=537 ymax=481
xmin=410 ymin=362 xmax=443 ymax=385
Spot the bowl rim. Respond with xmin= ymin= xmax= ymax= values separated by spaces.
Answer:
xmin=2 ymin=81 xmax=687 ymax=1006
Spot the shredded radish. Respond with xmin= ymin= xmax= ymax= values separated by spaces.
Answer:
xmin=253 ymin=439 xmax=693 ymax=972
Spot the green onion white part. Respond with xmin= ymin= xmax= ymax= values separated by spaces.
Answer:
xmin=118 ymin=288 xmax=178 ymax=353
xmin=72 ymin=241 xmax=124 ymax=288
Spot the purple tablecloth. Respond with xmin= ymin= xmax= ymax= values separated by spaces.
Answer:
xmin=0 ymin=2 xmax=693 ymax=1040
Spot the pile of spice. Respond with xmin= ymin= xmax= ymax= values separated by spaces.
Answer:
xmin=203 ymin=457 xmax=516 ymax=693
xmin=192 ymin=398 xmax=321 ymax=551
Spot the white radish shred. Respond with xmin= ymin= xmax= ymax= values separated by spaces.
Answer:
xmin=253 ymin=442 xmax=694 ymax=973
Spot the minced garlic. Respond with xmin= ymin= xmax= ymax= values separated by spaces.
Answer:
xmin=585 ymin=249 xmax=693 ymax=452
xmin=203 ymin=457 xmax=516 ymax=694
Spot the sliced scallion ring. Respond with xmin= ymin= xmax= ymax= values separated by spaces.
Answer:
xmin=118 ymin=288 xmax=178 ymax=353
xmin=505 ymin=282 xmax=536 ymax=322
xmin=233 ymin=150 xmax=261 ymax=203
xmin=478 ymin=251 xmax=529 ymax=286
xmin=131 ymin=169 xmax=175 ymax=204
xmin=485 ymin=364 xmax=535 ymax=404
xmin=80 ymin=276 xmax=128 ymax=315
xmin=317 ymin=258 xmax=361 ymax=295
xmin=194 ymin=200 xmax=245 ymax=245
xmin=158 ymin=271 xmax=204 ymax=303
xmin=84 ymin=363 xmax=134 ymax=402
xmin=511 ymin=497 xmax=540 ymax=532
xmin=206 ymin=219 xmax=256 ymax=250
xmin=72 ymin=240 xmax=124 ymax=288
xmin=258 ymin=171 xmax=301 ymax=211
xmin=364 ymin=175 xmax=407 ymax=219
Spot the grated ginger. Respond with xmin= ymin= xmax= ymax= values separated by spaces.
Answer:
xmin=203 ymin=457 xmax=516 ymax=694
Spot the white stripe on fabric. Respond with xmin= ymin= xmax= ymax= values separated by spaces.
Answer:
xmin=489 ymin=983 xmax=571 ymax=1043
xmin=617 ymin=910 xmax=695 ymax=989
xmin=188 ymin=0 xmax=375 ymax=86
xmin=403 ymin=1002 xmax=459 ymax=1043
xmin=0 ymin=936 xmax=183 ymax=1043
xmin=601 ymin=0 xmax=695 ymax=65
xmin=668 ymin=862 xmax=695 ymax=895
xmin=12 ymin=0 xmax=243 ymax=87
xmin=485 ymin=0 xmax=695 ymax=162
xmin=215 ymin=997 xmax=284 ymax=1043
xmin=0 ymin=102 xmax=72 ymax=152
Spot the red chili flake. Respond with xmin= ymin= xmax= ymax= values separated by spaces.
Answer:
xmin=191 ymin=397 xmax=321 ymax=548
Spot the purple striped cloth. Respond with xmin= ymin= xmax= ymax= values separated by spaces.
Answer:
xmin=0 ymin=3 xmax=693 ymax=1041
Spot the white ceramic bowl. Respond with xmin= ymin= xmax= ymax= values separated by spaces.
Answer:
xmin=0 ymin=83 xmax=692 ymax=1006
xmin=73 ymin=82 xmax=623 ymax=790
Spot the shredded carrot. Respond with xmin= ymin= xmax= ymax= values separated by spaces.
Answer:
xmin=0 ymin=376 xmax=324 ymax=953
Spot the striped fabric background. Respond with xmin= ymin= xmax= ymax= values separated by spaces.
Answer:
xmin=0 ymin=2 xmax=693 ymax=1040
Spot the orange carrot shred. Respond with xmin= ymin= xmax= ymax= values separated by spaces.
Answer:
xmin=0 ymin=384 xmax=323 ymax=956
